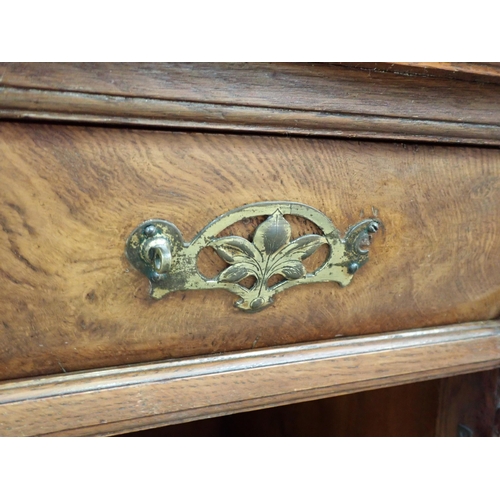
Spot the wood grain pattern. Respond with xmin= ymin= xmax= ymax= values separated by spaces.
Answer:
xmin=2 ymin=63 xmax=500 ymax=145
xmin=1 ymin=122 xmax=500 ymax=380
xmin=395 ymin=62 xmax=500 ymax=79
xmin=2 ymin=63 xmax=500 ymax=123
xmin=393 ymin=62 xmax=500 ymax=84
xmin=1 ymin=321 xmax=500 ymax=436
xmin=337 ymin=63 xmax=500 ymax=84
xmin=4 ymin=91 xmax=500 ymax=146
xmin=123 ymin=379 xmax=441 ymax=437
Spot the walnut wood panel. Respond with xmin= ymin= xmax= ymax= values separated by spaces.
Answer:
xmin=1 ymin=122 xmax=500 ymax=380
xmin=2 ymin=63 xmax=500 ymax=145
xmin=1 ymin=321 xmax=500 ymax=436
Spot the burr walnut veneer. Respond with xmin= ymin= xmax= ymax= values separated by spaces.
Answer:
xmin=0 ymin=63 xmax=499 ymax=436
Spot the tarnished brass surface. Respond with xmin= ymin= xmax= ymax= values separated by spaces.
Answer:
xmin=125 ymin=202 xmax=380 ymax=311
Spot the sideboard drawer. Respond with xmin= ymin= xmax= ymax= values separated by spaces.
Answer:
xmin=1 ymin=121 xmax=500 ymax=381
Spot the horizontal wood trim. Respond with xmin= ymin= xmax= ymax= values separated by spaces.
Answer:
xmin=2 ymin=63 xmax=500 ymax=145
xmin=337 ymin=63 xmax=500 ymax=84
xmin=2 ymin=86 xmax=500 ymax=146
xmin=2 ymin=63 xmax=500 ymax=121
xmin=396 ymin=62 xmax=500 ymax=79
xmin=1 ymin=320 xmax=500 ymax=436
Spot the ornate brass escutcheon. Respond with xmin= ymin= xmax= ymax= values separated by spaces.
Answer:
xmin=125 ymin=202 xmax=380 ymax=312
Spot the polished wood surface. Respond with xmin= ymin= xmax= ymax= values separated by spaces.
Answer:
xmin=1 ymin=321 xmax=499 ymax=436
xmin=2 ymin=63 xmax=500 ymax=144
xmin=1 ymin=122 xmax=500 ymax=380
xmin=2 ymin=63 xmax=500 ymax=437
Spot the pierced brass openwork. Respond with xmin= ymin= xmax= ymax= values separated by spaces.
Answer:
xmin=125 ymin=202 xmax=380 ymax=312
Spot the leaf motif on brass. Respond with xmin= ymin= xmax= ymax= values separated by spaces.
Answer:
xmin=125 ymin=201 xmax=381 ymax=311
xmin=210 ymin=211 xmax=322 ymax=295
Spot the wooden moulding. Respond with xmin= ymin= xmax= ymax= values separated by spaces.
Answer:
xmin=1 ymin=320 xmax=500 ymax=436
xmin=337 ymin=62 xmax=500 ymax=84
xmin=2 ymin=63 xmax=500 ymax=145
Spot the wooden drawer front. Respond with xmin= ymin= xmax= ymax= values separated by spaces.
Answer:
xmin=1 ymin=122 xmax=500 ymax=381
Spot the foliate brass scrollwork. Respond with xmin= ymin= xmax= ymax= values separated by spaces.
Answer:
xmin=125 ymin=202 xmax=380 ymax=312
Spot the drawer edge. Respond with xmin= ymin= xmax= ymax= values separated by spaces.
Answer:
xmin=3 ymin=86 xmax=500 ymax=146
xmin=1 ymin=320 xmax=500 ymax=436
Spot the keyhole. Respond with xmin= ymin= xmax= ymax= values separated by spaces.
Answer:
xmin=153 ymin=248 xmax=162 ymax=272
xmin=145 ymin=237 xmax=171 ymax=274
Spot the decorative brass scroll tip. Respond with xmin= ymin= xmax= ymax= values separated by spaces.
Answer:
xmin=125 ymin=201 xmax=381 ymax=312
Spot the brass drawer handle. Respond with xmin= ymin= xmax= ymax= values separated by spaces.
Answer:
xmin=125 ymin=202 xmax=380 ymax=312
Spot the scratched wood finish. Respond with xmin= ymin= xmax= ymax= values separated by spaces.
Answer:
xmin=1 ymin=122 xmax=500 ymax=380
xmin=2 ymin=63 xmax=500 ymax=145
xmin=1 ymin=321 xmax=500 ymax=436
